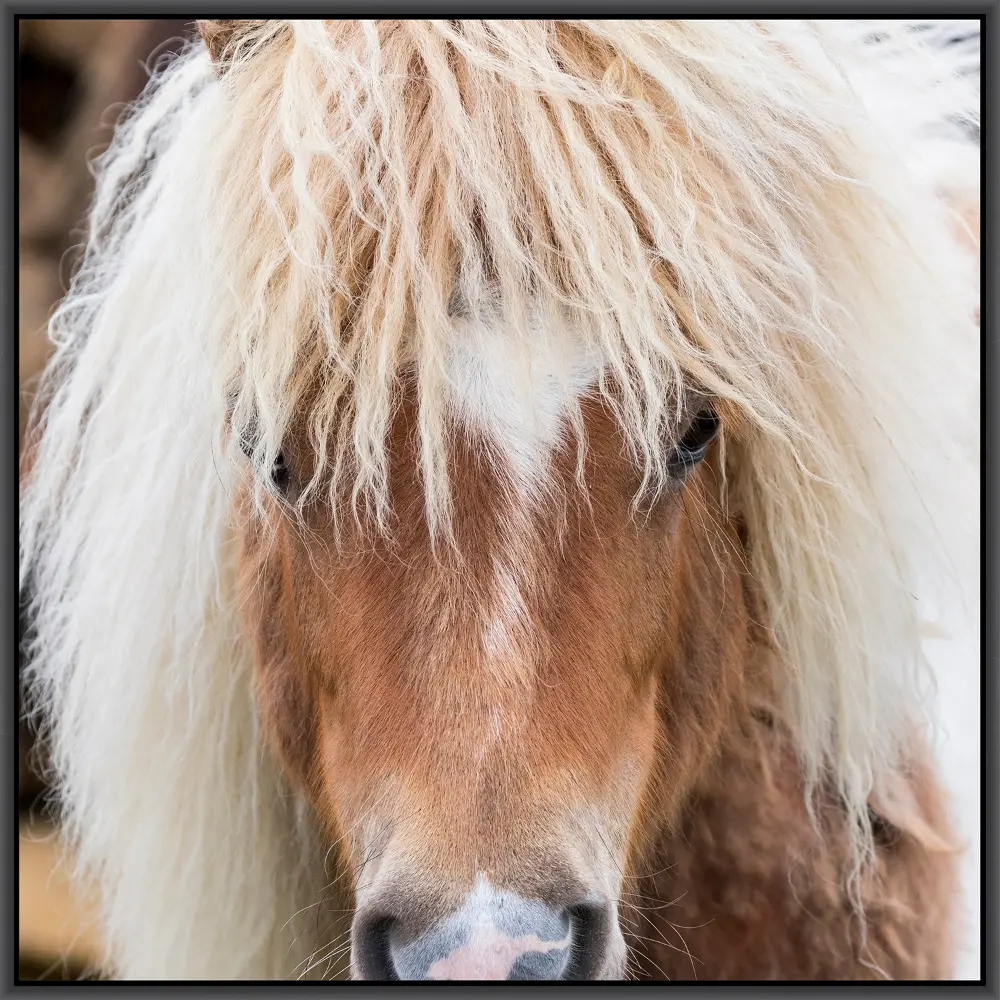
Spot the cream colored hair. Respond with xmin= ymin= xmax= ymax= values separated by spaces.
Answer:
xmin=21 ymin=20 xmax=978 ymax=979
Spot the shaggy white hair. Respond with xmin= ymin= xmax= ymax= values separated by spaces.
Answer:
xmin=20 ymin=20 xmax=978 ymax=979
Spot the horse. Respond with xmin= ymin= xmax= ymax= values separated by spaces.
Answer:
xmin=20 ymin=20 xmax=980 ymax=980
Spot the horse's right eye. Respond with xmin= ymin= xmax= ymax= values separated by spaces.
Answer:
xmin=236 ymin=430 xmax=291 ymax=494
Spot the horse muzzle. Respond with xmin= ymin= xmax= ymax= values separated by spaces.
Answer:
xmin=351 ymin=874 xmax=622 ymax=980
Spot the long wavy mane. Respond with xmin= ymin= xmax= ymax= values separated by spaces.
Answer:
xmin=20 ymin=20 xmax=978 ymax=978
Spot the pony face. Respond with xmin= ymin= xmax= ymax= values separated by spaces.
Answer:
xmin=236 ymin=363 xmax=747 ymax=980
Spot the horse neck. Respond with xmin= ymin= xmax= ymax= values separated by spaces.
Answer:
xmin=645 ymin=500 xmax=768 ymax=839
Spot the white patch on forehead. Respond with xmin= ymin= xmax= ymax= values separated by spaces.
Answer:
xmin=480 ymin=560 xmax=533 ymax=665
xmin=474 ymin=704 xmax=508 ymax=765
xmin=444 ymin=311 xmax=601 ymax=495
xmin=444 ymin=310 xmax=601 ymax=685
xmin=477 ymin=544 xmax=539 ymax=710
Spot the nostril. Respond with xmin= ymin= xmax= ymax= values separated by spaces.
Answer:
xmin=563 ymin=903 xmax=611 ymax=980
xmin=354 ymin=915 xmax=398 ymax=981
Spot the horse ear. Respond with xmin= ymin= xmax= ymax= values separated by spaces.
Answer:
xmin=868 ymin=767 xmax=963 ymax=855
xmin=198 ymin=20 xmax=236 ymax=64
xmin=198 ymin=20 xmax=286 ymax=74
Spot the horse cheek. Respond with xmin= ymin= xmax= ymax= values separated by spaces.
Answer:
xmin=255 ymin=657 xmax=319 ymax=795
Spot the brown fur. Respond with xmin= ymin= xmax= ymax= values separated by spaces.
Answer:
xmin=625 ymin=700 xmax=959 ymax=980
xmin=235 ymin=379 xmax=961 ymax=979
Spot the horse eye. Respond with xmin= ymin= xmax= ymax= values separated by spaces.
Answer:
xmin=271 ymin=451 xmax=290 ymax=491
xmin=668 ymin=408 xmax=720 ymax=475
xmin=235 ymin=431 xmax=291 ymax=493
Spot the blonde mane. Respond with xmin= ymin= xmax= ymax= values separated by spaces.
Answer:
xmin=20 ymin=20 xmax=978 ymax=979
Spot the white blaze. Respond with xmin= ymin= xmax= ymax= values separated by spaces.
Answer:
xmin=442 ymin=310 xmax=601 ymax=741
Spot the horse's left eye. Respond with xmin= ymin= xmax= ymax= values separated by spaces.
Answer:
xmin=271 ymin=451 xmax=290 ymax=491
xmin=668 ymin=408 xmax=720 ymax=475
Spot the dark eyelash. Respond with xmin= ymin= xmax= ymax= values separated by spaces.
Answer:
xmin=236 ymin=430 xmax=291 ymax=493
xmin=668 ymin=407 xmax=720 ymax=475
xmin=271 ymin=451 xmax=290 ymax=491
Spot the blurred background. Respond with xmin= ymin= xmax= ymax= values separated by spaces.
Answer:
xmin=18 ymin=19 xmax=196 ymax=980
